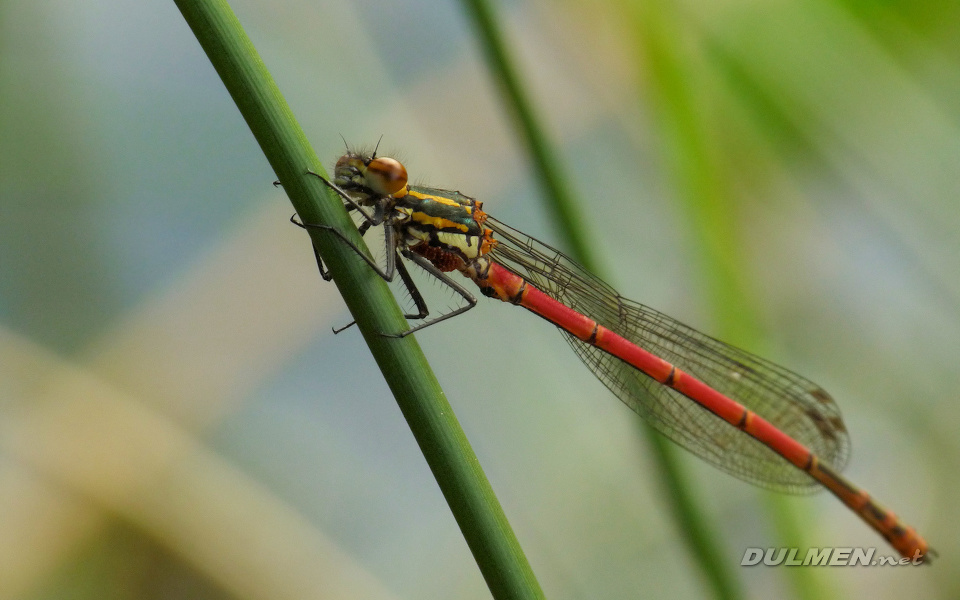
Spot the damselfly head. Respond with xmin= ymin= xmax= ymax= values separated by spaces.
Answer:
xmin=334 ymin=153 xmax=408 ymax=198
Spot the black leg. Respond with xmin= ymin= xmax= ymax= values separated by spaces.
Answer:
xmin=309 ymin=237 xmax=334 ymax=281
xmin=328 ymin=252 xmax=428 ymax=335
xmin=290 ymin=215 xmax=396 ymax=282
xmin=305 ymin=169 xmax=382 ymax=228
xmin=332 ymin=320 xmax=357 ymax=335
xmin=381 ymin=250 xmax=478 ymax=338
xmin=394 ymin=255 xmax=429 ymax=321
xmin=276 ymin=176 xmax=375 ymax=223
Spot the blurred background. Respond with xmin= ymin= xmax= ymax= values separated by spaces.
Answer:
xmin=1 ymin=0 xmax=957 ymax=598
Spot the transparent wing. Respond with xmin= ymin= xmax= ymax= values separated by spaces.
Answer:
xmin=486 ymin=217 xmax=850 ymax=493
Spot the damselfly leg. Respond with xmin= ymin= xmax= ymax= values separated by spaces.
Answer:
xmin=331 ymin=251 xmax=432 ymax=334
xmin=304 ymin=169 xmax=391 ymax=229
xmin=290 ymin=214 xmax=398 ymax=282
xmin=292 ymin=212 xmax=478 ymax=336
xmin=384 ymin=249 xmax=478 ymax=338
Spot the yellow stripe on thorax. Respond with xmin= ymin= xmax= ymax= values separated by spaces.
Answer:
xmin=410 ymin=212 xmax=471 ymax=233
xmin=406 ymin=189 xmax=461 ymax=207
xmin=404 ymin=189 xmax=475 ymax=234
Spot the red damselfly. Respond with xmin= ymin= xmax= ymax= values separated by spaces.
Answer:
xmin=292 ymin=148 xmax=931 ymax=562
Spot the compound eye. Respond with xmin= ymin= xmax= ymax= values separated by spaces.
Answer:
xmin=365 ymin=157 xmax=408 ymax=195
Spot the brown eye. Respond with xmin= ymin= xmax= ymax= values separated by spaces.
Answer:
xmin=365 ymin=157 xmax=408 ymax=195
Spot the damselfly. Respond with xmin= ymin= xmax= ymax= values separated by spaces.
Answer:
xmin=292 ymin=149 xmax=931 ymax=562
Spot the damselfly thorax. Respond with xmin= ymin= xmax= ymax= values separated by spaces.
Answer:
xmin=334 ymin=152 xmax=500 ymax=278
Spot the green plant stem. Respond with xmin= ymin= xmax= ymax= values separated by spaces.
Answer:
xmin=623 ymin=6 xmax=756 ymax=600
xmin=173 ymin=1 xmax=544 ymax=597
xmin=702 ymin=40 xmax=855 ymax=599
xmin=630 ymin=1 xmax=824 ymax=598
xmin=459 ymin=0 xmax=595 ymax=269
xmin=460 ymin=0 xmax=739 ymax=598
